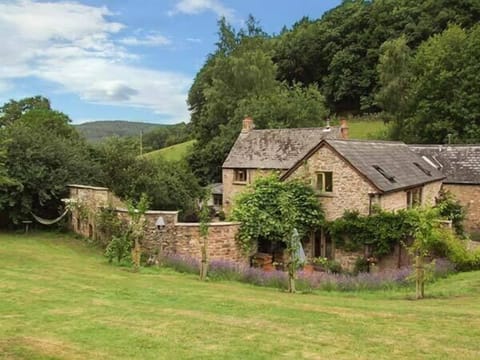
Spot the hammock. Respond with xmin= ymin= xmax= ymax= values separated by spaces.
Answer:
xmin=31 ymin=208 xmax=70 ymax=225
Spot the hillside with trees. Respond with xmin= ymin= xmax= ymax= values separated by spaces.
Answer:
xmin=187 ymin=1 xmax=480 ymax=184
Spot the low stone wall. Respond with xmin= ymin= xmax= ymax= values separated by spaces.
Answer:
xmin=67 ymin=184 xmax=247 ymax=265
xmin=334 ymin=248 xmax=363 ymax=271
xmin=167 ymin=222 xmax=244 ymax=263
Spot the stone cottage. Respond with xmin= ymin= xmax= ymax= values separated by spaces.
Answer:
xmin=409 ymin=144 xmax=480 ymax=238
xmin=222 ymin=118 xmax=445 ymax=269
xmin=222 ymin=117 xmax=346 ymax=212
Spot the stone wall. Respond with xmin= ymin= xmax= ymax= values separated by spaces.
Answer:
xmin=334 ymin=248 xmax=364 ymax=272
xmin=379 ymin=191 xmax=407 ymax=212
xmin=377 ymin=243 xmax=412 ymax=271
xmin=422 ymin=181 xmax=443 ymax=207
xmin=444 ymin=184 xmax=480 ymax=237
xmin=166 ymin=222 xmax=245 ymax=263
xmin=222 ymin=168 xmax=281 ymax=214
xmin=288 ymin=144 xmax=377 ymax=221
xmin=67 ymin=184 xmax=247 ymax=265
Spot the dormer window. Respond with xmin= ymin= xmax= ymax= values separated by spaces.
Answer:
xmin=372 ymin=165 xmax=396 ymax=183
xmin=413 ymin=162 xmax=432 ymax=176
xmin=234 ymin=169 xmax=247 ymax=183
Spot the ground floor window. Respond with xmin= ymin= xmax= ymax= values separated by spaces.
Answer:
xmin=313 ymin=229 xmax=334 ymax=259
xmin=406 ymin=187 xmax=422 ymax=208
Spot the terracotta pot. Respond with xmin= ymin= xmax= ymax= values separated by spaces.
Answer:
xmin=262 ymin=263 xmax=274 ymax=272
xmin=303 ymin=264 xmax=314 ymax=274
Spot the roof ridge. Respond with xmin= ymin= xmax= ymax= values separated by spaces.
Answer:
xmin=328 ymin=139 xmax=406 ymax=145
xmin=250 ymin=126 xmax=339 ymax=132
xmin=409 ymin=144 xmax=480 ymax=147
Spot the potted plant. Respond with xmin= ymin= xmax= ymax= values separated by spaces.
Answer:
xmin=312 ymin=257 xmax=328 ymax=272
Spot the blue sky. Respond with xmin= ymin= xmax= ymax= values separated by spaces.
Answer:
xmin=0 ymin=0 xmax=341 ymax=124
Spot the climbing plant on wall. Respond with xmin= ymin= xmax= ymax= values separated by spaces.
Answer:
xmin=231 ymin=175 xmax=324 ymax=254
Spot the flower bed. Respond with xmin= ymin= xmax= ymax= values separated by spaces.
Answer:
xmin=160 ymin=254 xmax=455 ymax=292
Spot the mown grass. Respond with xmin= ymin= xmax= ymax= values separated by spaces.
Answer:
xmin=143 ymin=140 xmax=195 ymax=162
xmin=1 ymin=232 xmax=480 ymax=359
xmin=348 ymin=120 xmax=388 ymax=140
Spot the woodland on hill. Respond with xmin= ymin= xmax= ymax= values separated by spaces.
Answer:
xmin=1 ymin=0 xmax=479 ymax=226
xmin=187 ymin=0 xmax=480 ymax=184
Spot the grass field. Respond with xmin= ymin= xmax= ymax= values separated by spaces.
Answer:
xmin=347 ymin=120 xmax=388 ymax=140
xmin=2 ymin=232 xmax=479 ymax=359
xmin=143 ymin=140 xmax=195 ymax=162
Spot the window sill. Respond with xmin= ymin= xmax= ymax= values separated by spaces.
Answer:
xmin=315 ymin=192 xmax=335 ymax=198
xmin=233 ymin=181 xmax=248 ymax=185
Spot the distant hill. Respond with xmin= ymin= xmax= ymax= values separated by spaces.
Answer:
xmin=143 ymin=140 xmax=195 ymax=162
xmin=75 ymin=120 xmax=169 ymax=142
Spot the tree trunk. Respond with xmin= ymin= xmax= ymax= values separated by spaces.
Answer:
xmin=415 ymin=255 xmax=424 ymax=299
xmin=132 ymin=238 xmax=141 ymax=272
xmin=287 ymin=260 xmax=296 ymax=293
xmin=200 ymin=236 xmax=208 ymax=281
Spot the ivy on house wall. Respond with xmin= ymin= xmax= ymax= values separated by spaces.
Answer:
xmin=328 ymin=209 xmax=415 ymax=258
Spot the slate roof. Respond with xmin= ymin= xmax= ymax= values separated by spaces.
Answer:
xmin=409 ymin=145 xmax=480 ymax=184
xmin=282 ymin=139 xmax=445 ymax=193
xmin=223 ymin=126 xmax=341 ymax=169
xmin=210 ymin=183 xmax=223 ymax=195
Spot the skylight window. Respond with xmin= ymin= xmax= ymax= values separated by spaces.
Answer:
xmin=372 ymin=165 xmax=396 ymax=183
xmin=413 ymin=162 xmax=432 ymax=176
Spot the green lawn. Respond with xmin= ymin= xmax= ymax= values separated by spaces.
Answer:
xmin=348 ymin=120 xmax=388 ymax=140
xmin=143 ymin=140 xmax=195 ymax=162
xmin=1 ymin=233 xmax=480 ymax=359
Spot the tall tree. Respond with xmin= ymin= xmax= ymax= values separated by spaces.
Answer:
xmin=378 ymin=25 xmax=480 ymax=143
xmin=274 ymin=0 xmax=480 ymax=113
xmin=0 ymin=102 xmax=97 ymax=225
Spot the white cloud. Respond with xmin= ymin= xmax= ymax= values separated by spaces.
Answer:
xmin=0 ymin=0 xmax=190 ymax=123
xmin=169 ymin=0 xmax=235 ymax=19
xmin=119 ymin=32 xmax=171 ymax=47
xmin=186 ymin=37 xmax=202 ymax=43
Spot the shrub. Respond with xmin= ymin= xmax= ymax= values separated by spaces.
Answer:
xmin=105 ymin=233 xmax=131 ymax=264
xmin=436 ymin=190 xmax=466 ymax=236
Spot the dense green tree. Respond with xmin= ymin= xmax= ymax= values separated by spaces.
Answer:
xmin=405 ymin=25 xmax=480 ymax=143
xmin=274 ymin=0 xmax=480 ymax=113
xmin=95 ymin=137 xmax=203 ymax=219
xmin=0 ymin=103 xmax=97 ymax=225
xmin=0 ymin=96 xmax=51 ymax=127
xmin=378 ymin=25 xmax=480 ymax=143
xmin=231 ymin=175 xmax=324 ymax=254
xmin=234 ymin=83 xmax=328 ymax=129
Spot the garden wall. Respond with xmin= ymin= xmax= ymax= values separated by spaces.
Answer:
xmin=67 ymin=185 xmax=247 ymax=265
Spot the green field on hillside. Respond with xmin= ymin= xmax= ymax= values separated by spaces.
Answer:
xmin=143 ymin=139 xmax=195 ymax=162
xmin=1 ymin=232 xmax=480 ymax=359
xmin=347 ymin=120 xmax=388 ymax=140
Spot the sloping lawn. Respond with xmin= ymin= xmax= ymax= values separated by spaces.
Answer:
xmin=142 ymin=140 xmax=195 ymax=162
xmin=1 ymin=233 xmax=480 ymax=359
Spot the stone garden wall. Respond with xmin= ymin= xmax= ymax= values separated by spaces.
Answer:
xmin=67 ymin=185 xmax=247 ymax=265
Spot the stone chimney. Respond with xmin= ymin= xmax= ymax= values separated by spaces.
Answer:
xmin=340 ymin=119 xmax=349 ymax=140
xmin=242 ymin=116 xmax=254 ymax=133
